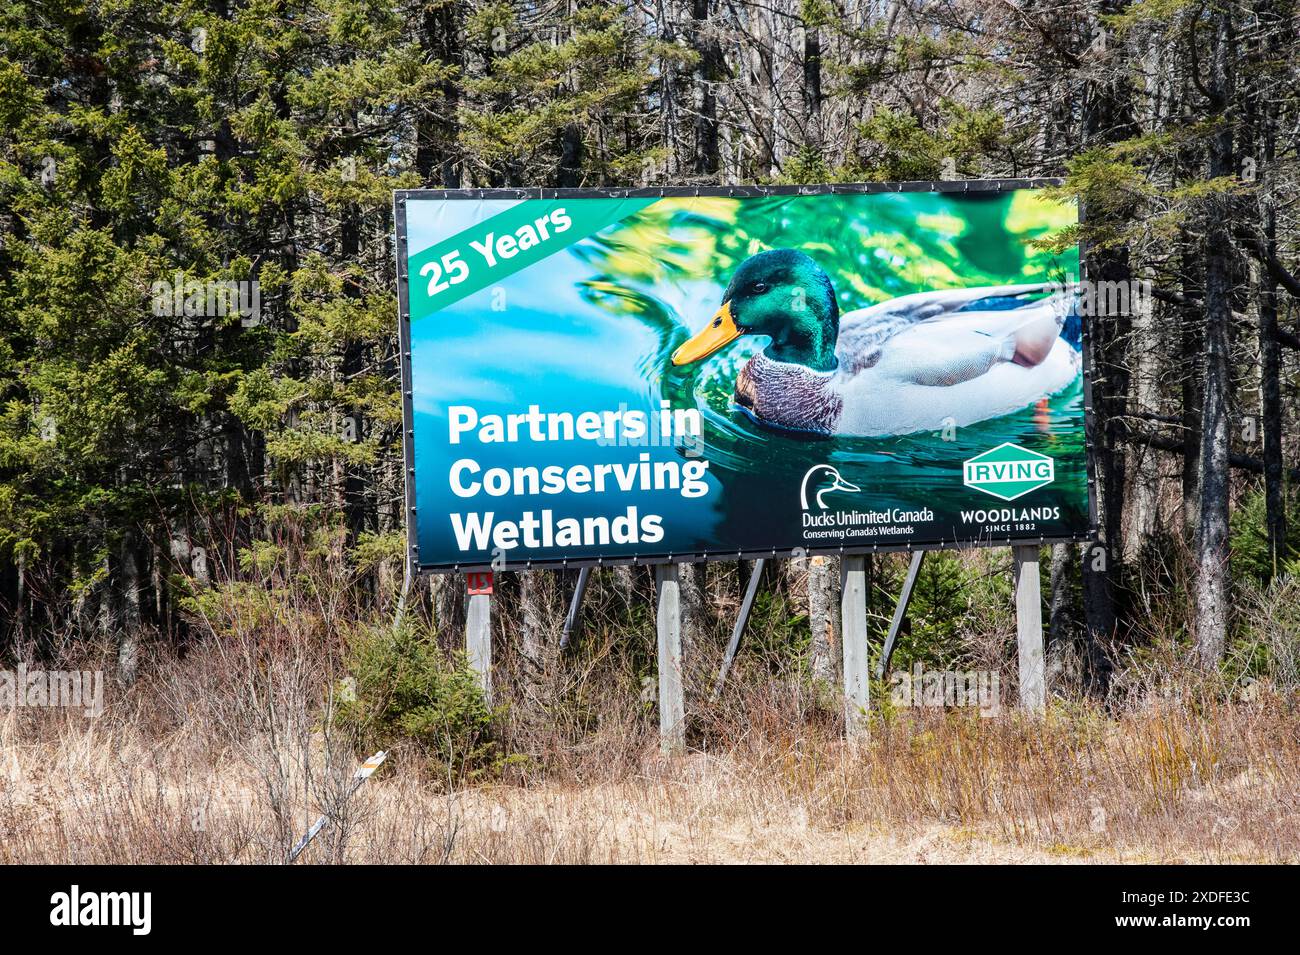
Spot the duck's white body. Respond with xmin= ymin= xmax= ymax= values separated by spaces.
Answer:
xmin=735 ymin=283 xmax=1080 ymax=437
xmin=833 ymin=336 xmax=1079 ymax=436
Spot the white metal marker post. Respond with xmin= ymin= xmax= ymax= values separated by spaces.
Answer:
xmin=841 ymin=554 xmax=870 ymax=736
xmin=655 ymin=563 xmax=685 ymax=754
xmin=288 ymin=750 xmax=388 ymax=863
xmin=1012 ymin=545 xmax=1046 ymax=712
xmin=466 ymin=572 xmax=493 ymax=704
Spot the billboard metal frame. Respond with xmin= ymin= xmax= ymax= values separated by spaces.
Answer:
xmin=394 ymin=179 xmax=1099 ymax=575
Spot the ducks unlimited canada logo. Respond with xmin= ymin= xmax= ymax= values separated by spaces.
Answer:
xmin=800 ymin=464 xmax=860 ymax=510
xmin=963 ymin=443 xmax=1055 ymax=501
xmin=799 ymin=464 xmax=934 ymax=540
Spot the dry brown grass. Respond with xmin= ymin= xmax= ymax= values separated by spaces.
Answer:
xmin=2 ymin=659 xmax=1296 ymax=863
xmin=4 ymin=533 xmax=1296 ymax=864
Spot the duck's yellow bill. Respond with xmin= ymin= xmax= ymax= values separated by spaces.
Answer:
xmin=672 ymin=302 xmax=741 ymax=366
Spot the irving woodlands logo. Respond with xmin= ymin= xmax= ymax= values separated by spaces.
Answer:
xmin=50 ymin=885 xmax=151 ymax=935
xmin=800 ymin=464 xmax=860 ymax=510
xmin=963 ymin=443 xmax=1055 ymax=501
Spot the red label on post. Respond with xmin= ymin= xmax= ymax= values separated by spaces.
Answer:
xmin=466 ymin=571 xmax=494 ymax=595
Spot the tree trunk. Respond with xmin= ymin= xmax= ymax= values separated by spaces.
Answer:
xmin=748 ymin=4 xmax=777 ymax=177
xmin=433 ymin=574 xmax=466 ymax=646
xmin=1195 ymin=7 xmax=1235 ymax=667
xmin=1255 ymin=88 xmax=1284 ymax=570
xmin=339 ymin=180 xmax=368 ymax=558
xmin=1078 ymin=0 xmax=1138 ymax=690
xmin=117 ymin=532 xmax=143 ymax=686
xmin=416 ymin=0 xmax=462 ymax=188
xmin=1179 ymin=240 xmax=1203 ymax=536
xmin=1124 ymin=281 xmax=1161 ymax=556
xmin=606 ymin=564 xmax=637 ymax=611
xmin=807 ymin=555 xmax=840 ymax=684
xmin=0 ymin=554 xmax=19 ymax=649
xmin=801 ymin=15 xmax=823 ymax=152
xmin=1047 ymin=543 xmax=1077 ymax=693
xmin=1255 ymin=250 xmax=1284 ymax=571
xmin=517 ymin=570 xmax=555 ymax=707
xmin=1079 ymin=238 xmax=1129 ymax=687
xmin=677 ymin=560 xmax=708 ymax=656
xmin=1196 ymin=249 xmax=1232 ymax=665
xmin=557 ymin=123 xmax=583 ymax=187
xmin=689 ymin=0 xmax=720 ymax=176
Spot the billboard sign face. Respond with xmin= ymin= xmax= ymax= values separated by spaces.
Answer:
xmin=395 ymin=183 xmax=1092 ymax=573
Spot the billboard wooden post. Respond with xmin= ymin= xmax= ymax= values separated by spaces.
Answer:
xmin=712 ymin=557 xmax=766 ymax=700
xmin=841 ymin=554 xmax=870 ymax=736
xmin=654 ymin=563 xmax=686 ymax=754
xmin=1012 ymin=545 xmax=1045 ymax=712
xmin=876 ymin=549 xmax=925 ymax=680
xmin=466 ymin=573 xmax=493 ymax=704
xmin=560 ymin=565 xmax=592 ymax=651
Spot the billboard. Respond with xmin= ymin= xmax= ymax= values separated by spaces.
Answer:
xmin=395 ymin=182 xmax=1092 ymax=573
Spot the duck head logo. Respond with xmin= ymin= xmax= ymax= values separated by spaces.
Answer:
xmin=800 ymin=464 xmax=861 ymax=510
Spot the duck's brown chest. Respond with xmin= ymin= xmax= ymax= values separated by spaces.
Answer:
xmin=736 ymin=354 xmax=843 ymax=436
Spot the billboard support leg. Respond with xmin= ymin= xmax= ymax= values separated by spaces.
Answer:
xmin=711 ymin=558 xmax=766 ymax=700
xmin=875 ymin=550 xmax=925 ymax=680
xmin=655 ymin=563 xmax=686 ymax=754
xmin=393 ymin=556 xmax=413 ymax=629
xmin=466 ymin=589 xmax=493 ymax=705
xmin=1012 ymin=545 xmax=1045 ymax=712
xmin=559 ymin=565 xmax=592 ymax=651
xmin=841 ymin=555 xmax=870 ymax=736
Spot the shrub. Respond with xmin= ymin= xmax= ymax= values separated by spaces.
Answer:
xmin=1233 ymin=575 xmax=1300 ymax=695
xmin=335 ymin=622 xmax=506 ymax=784
xmin=1229 ymin=486 xmax=1300 ymax=584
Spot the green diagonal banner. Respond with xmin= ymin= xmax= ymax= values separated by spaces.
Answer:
xmin=407 ymin=197 xmax=658 ymax=321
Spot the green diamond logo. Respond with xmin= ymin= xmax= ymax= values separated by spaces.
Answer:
xmin=962 ymin=443 xmax=1055 ymax=501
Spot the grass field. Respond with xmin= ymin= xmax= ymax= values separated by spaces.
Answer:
xmin=3 ymin=669 xmax=1295 ymax=864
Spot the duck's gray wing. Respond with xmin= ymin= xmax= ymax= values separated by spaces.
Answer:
xmin=836 ymin=283 xmax=1068 ymax=377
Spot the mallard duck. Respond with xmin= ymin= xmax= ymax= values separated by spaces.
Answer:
xmin=670 ymin=249 xmax=1079 ymax=437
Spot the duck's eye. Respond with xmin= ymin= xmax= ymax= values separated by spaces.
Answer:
xmin=751 ymin=282 xmax=770 ymax=294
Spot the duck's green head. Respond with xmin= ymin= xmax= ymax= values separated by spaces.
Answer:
xmin=672 ymin=249 xmax=839 ymax=372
